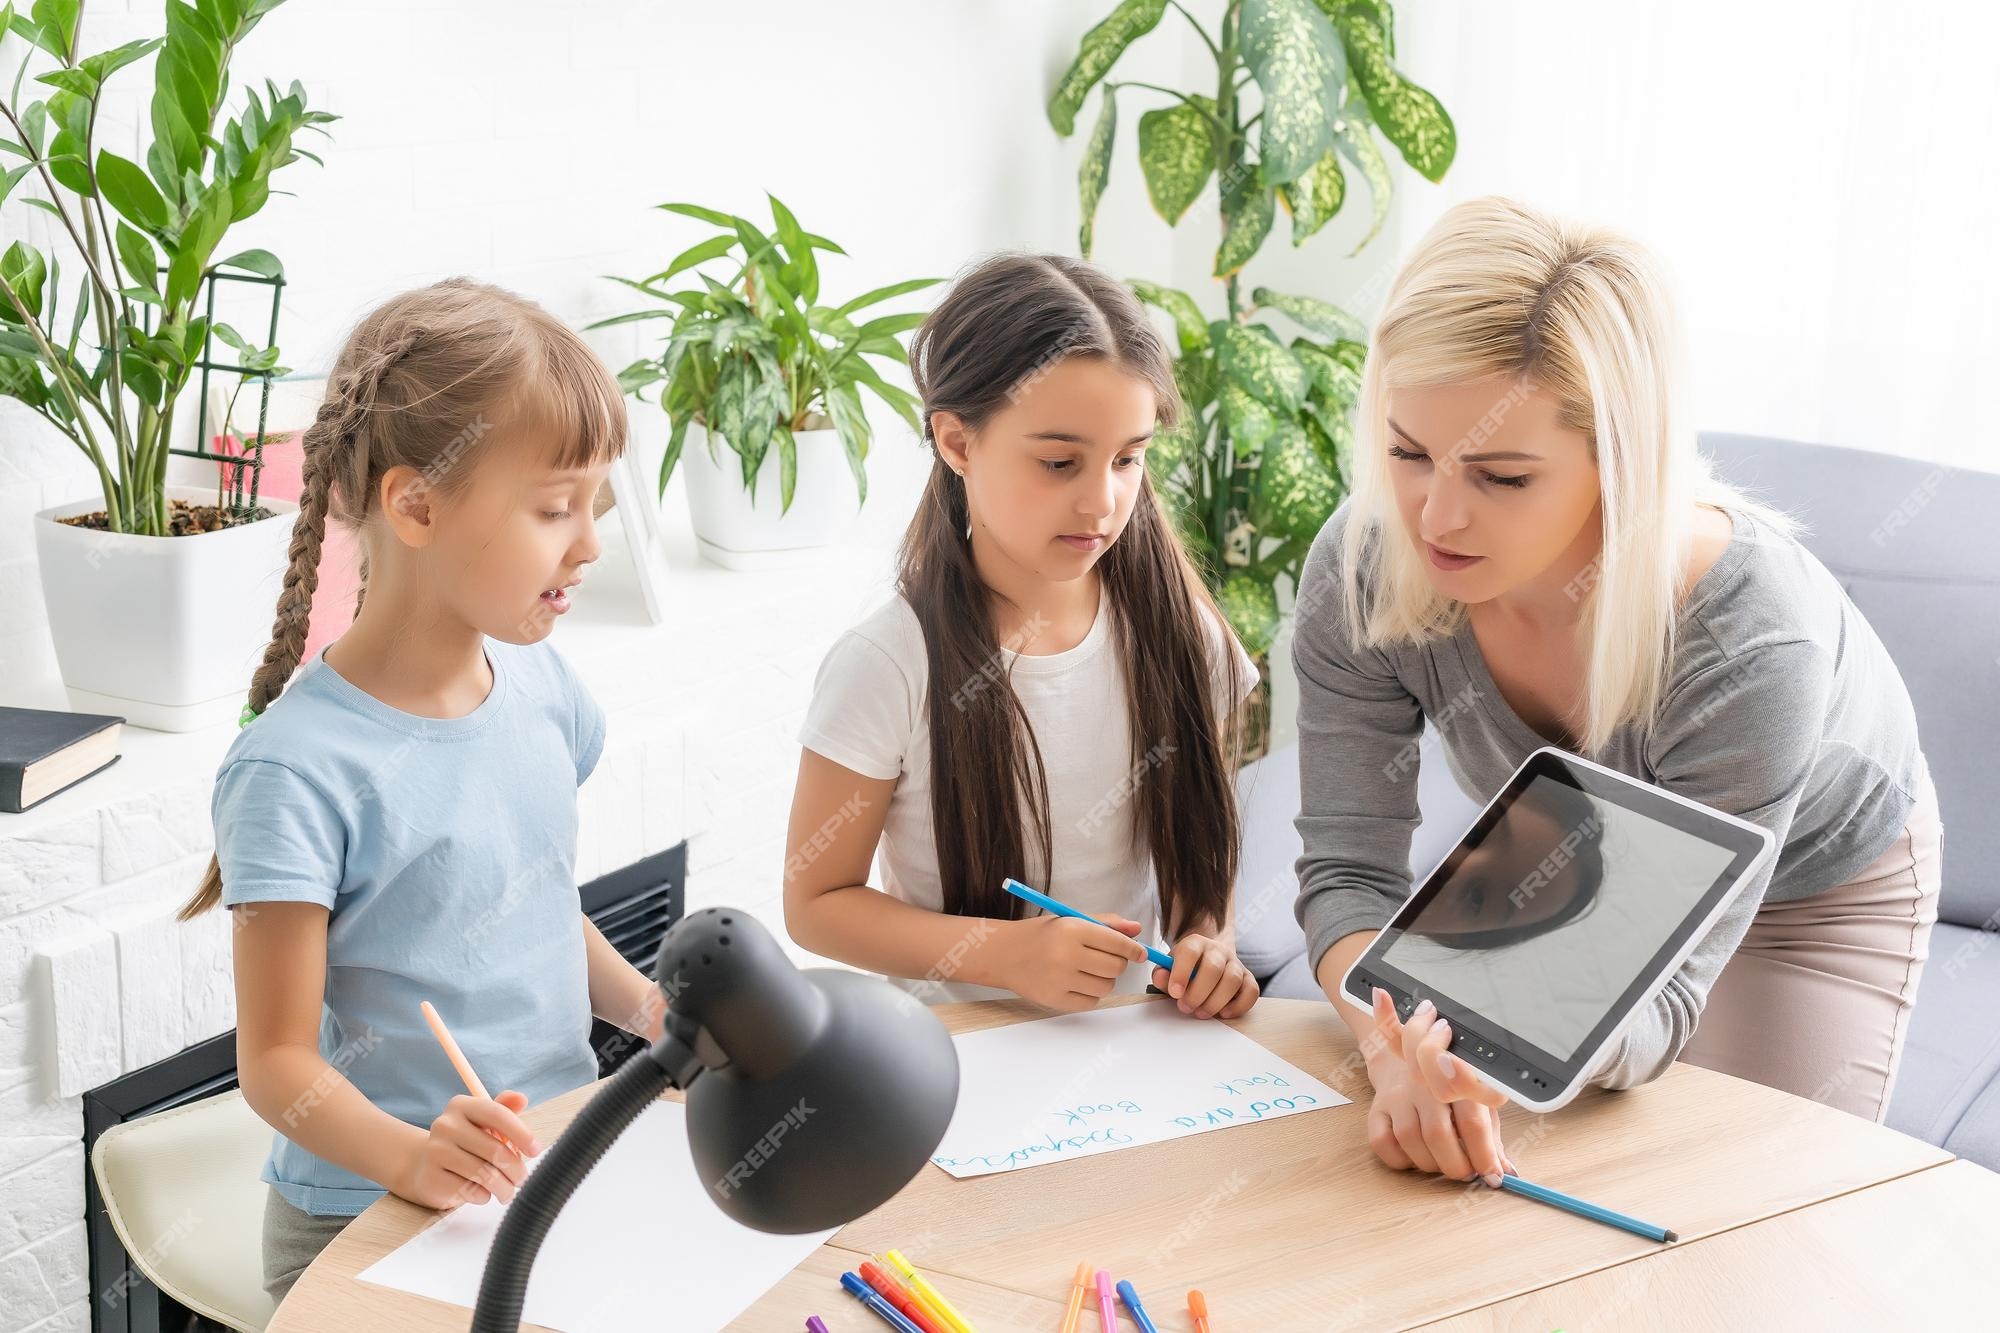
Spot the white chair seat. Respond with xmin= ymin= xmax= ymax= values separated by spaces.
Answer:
xmin=90 ymin=1087 xmax=278 ymax=1332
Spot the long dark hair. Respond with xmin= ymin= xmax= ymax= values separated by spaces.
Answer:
xmin=900 ymin=253 xmax=1243 ymax=937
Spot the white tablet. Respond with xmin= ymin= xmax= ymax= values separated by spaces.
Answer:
xmin=1337 ymin=747 xmax=1775 ymax=1111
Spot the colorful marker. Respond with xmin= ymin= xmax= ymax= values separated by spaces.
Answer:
xmin=1188 ymin=1289 xmax=1212 ymax=1332
xmin=861 ymin=1260 xmax=949 ymax=1333
xmin=1002 ymin=878 xmax=1176 ymax=972
xmin=885 ymin=1249 xmax=977 ymax=1333
xmin=806 ymin=1319 xmax=831 ymax=1333
xmin=1093 ymin=1269 xmax=1117 ymax=1333
xmin=841 ymin=1272 xmax=924 ymax=1333
xmin=1059 ymin=1260 xmax=1091 ymax=1333
xmin=1497 ymin=1170 xmax=1677 ymax=1244
xmin=1115 ymin=1279 xmax=1160 ymax=1333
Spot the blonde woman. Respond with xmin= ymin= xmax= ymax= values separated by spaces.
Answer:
xmin=1296 ymin=197 xmax=1940 ymax=1187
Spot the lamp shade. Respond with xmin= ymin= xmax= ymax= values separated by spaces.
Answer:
xmin=659 ymin=907 xmax=961 ymax=1232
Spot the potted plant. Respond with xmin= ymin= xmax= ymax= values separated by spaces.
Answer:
xmin=1 ymin=0 xmax=333 ymax=730
xmin=1048 ymin=0 xmax=1455 ymax=756
xmin=594 ymin=195 xmax=936 ymax=569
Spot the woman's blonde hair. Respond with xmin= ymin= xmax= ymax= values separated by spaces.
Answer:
xmin=1340 ymin=196 xmax=1790 ymax=755
xmin=178 ymin=277 xmax=626 ymax=920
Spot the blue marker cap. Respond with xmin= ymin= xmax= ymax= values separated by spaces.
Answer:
xmin=1116 ymin=1278 xmax=1161 ymax=1333
xmin=840 ymin=1272 xmax=925 ymax=1333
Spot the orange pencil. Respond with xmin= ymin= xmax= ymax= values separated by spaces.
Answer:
xmin=421 ymin=999 xmax=523 ymax=1158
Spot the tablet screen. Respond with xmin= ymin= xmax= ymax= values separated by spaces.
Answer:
xmin=1378 ymin=772 xmax=1740 ymax=1063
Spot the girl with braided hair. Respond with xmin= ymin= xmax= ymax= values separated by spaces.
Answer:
xmin=175 ymin=278 xmax=658 ymax=1304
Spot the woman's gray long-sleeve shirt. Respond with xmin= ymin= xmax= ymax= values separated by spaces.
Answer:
xmin=1293 ymin=504 xmax=1923 ymax=1089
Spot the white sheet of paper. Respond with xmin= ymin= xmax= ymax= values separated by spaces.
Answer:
xmin=928 ymin=1002 xmax=1350 ymax=1178
xmin=357 ymin=1100 xmax=834 ymax=1332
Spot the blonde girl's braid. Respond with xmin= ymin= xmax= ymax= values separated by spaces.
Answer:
xmin=178 ymin=277 xmax=629 ymax=921
xmin=178 ymin=334 xmax=416 ymax=920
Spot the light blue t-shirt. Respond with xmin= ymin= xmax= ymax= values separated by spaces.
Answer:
xmin=213 ymin=637 xmax=607 ymax=1215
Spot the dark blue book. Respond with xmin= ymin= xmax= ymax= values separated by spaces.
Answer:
xmin=0 ymin=705 xmax=123 ymax=813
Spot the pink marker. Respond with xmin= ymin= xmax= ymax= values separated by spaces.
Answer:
xmin=1095 ymin=1268 xmax=1117 ymax=1333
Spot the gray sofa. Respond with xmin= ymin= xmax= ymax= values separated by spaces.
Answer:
xmin=1235 ymin=432 xmax=2000 ymax=1169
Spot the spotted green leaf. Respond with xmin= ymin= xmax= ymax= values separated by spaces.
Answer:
xmin=1218 ymin=570 xmax=1283 ymax=656
xmin=1047 ymin=0 xmax=1169 ymax=136
xmin=1078 ymin=88 xmax=1117 ymax=258
xmin=1238 ymin=0 xmax=1346 ymax=187
xmin=1219 ymin=323 xmax=1308 ymax=414
xmin=1331 ymin=11 xmax=1455 ymax=182
xmin=1277 ymin=146 xmax=1345 ymax=244
xmin=1292 ymin=338 xmax=1364 ymax=409
xmin=1128 ymin=278 xmax=1210 ymax=355
xmin=1137 ymin=96 xmax=1217 ymax=226
xmin=1331 ymin=106 xmax=1393 ymax=254
xmin=1252 ymin=418 xmax=1343 ymax=542
xmin=1252 ymin=287 xmax=1366 ymax=342
xmin=1215 ymin=166 xmax=1275 ymax=277
xmin=1219 ymin=381 xmax=1278 ymax=457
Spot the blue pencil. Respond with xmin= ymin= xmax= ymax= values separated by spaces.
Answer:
xmin=1001 ymin=877 xmax=1176 ymax=973
xmin=1497 ymin=1172 xmax=1677 ymax=1243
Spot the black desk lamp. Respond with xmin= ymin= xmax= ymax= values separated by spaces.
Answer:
xmin=471 ymin=908 xmax=960 ymax=1332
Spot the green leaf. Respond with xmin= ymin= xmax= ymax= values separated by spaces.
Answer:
xmin=773 ymin=422 xmax=798 ymax=513
xmin=1127 ymin=278 xmax=1209 ymax=355
xmin=658 ymin=412 xmax=690 ymax=495
xmin=655 ymin=233 xmax=736 ymax=284
xmin=79 ymin=36 xmax=164 ymax=86
xmin=1218 ymin=381 xmax=1278 ymax=456
xmin=34 ymin=66 xmax=97 ymax=98
xmin=767 ymin=193 xmax=820 ymax=306
xmin=1331 ymin=106 xmax=1393 ymax=254
xmin=95 ymin=149 xmax=169 ymax=230
xmin=1237 ymin=0 xmax=1346 ymax=187
xmin=1251 ymin=287 xmax=1366 ymax=341
xmin=1250 ymin=418 xmax=1342 ymax=541
xmin=215 ymin=248 xmax=283 ymax=278
xmin=1219 ymin=323 xmax=1308 ymax=413
xmin=825 ymin=380 xmax=870 ymax=504
xmin=1136 ymin=95 xmax=1216 ymax=226
xmin=1331 ymin=11 xmax=1455 ymax=182
xmin=0 ymin=161 xmax=34 ymax=208
xmin=0 ymin=241 xmax=47 ymax=321
xmin=1046 ymin=0 xmax=1168 ymax=136
xmin=1218 ymin=570 xmax=1283 ymax=656
xmin=114 ymin=222 xmax=158 ymax=295
xmin=656 ymin=201 xmax=738 ymax=227
xmin=830 ymin=277 xmax=939 ymax=319
xmin=1077 ymin=86 xmax=1117 ymax=258
xmin=164 ymin=186 xmax=229 ymax=309
xmin=1215 ymin=165 xmax=1274 ymax=277
xmin=1277 ymin=146 xmax=1345 ymax=244
xmin=1292 ymin=337 xmax=1363 ymax=408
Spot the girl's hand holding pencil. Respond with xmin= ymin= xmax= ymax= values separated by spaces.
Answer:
xmin=394 ymin=1000 xmax=544 ymax=1210
xmin=987 ymin=911 xmax=1150 ymax=1012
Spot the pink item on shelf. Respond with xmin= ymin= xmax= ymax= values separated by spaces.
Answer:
xmin=213 ymin=430 xmax=360 ymax=661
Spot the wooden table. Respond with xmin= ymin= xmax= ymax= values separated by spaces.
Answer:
xmin=273 ymin=996 xmax=1982 ymax=1331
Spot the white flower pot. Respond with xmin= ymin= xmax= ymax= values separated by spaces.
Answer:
xmin=33 ymin=484 xmax=299 ymax=732
xmin=680 ymin=423 xmax=859 ymax=570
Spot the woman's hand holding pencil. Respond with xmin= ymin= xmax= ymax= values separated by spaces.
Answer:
xmin=389 ymin=1000 xmax=544 ymax=1211
xmin=985 ymin=910 xmax=1151 ymax=1012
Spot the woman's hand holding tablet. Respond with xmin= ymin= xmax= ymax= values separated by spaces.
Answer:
xmin=1362 ymin=985 xmax=1517 ymax=1186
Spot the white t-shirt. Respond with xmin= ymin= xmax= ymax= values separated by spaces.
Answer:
xmin=797 ymin=582 xmax=1258 ymax=1002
